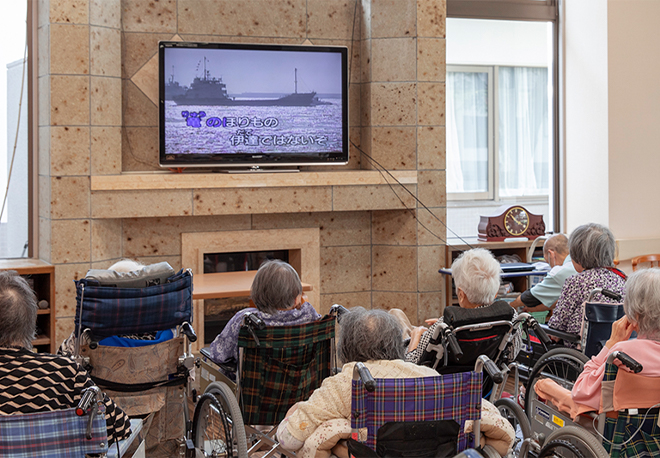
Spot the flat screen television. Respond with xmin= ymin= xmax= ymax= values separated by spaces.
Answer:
xmin=159 ymin=41 xmax=349 ymax=169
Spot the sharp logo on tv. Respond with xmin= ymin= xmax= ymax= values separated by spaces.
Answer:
xmin=159 ymin=42 xmax=349 ymax=167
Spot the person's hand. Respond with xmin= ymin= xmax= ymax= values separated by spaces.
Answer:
xmin=408 ymin=326 xmax=428 ymax=352
xmin=425 ymin=318 xmax=439 ymax=326
xmin=606 ymin=316 xmax=636 ymax=349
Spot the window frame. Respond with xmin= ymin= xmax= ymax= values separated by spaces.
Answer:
xmin=446 ymin=65 xmax=494 ymax=201
xmin=447 ymin=0 xmax=561 ymax=233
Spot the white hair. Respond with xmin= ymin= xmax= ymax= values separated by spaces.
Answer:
xmin=452 ymin=248 xmax=501 ymax=305
xmin=624 ymin=268 xmax=660 ymax=341
xmin=109 ymin=259 xmax=145 ymax=273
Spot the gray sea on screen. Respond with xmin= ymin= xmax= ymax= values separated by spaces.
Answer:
xmin=164 ymin=101 xmax=343 ymax=155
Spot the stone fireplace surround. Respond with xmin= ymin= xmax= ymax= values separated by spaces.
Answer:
xmin=38 ymin=0 xmax=447 ymax=346
xmin=182 ymin=228 xmax=321 ymax=347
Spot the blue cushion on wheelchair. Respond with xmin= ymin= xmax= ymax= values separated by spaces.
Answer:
xmin=98 ymin=329 xmax=174 ymax=347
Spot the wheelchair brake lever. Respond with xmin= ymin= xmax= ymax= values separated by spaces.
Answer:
xmin=76 ymin=386 xmax=101 ymax=440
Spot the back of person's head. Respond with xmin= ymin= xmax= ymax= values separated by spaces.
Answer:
xmin=544 ymin=233 xmax=569 ymax=257
xmin=109 ymin=259 xmax=145 ymax=273
xmin=624 ymin=268 xmax=660 ymax=341
xmin=0 ymin=271 xmax=37 ymax=349
xmin=452 ymin=248 xmax=501 ymax=305
xmin=250 ymin=259 xmax=303 ymax=315
xmin=569 ymin=223 xmax=616 ymax=269
xmin=337 ymin=307 xmax=404 ymax=364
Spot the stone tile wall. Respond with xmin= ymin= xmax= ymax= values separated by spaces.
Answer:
xmin=37 ymin=0 xmax=447 ymax=345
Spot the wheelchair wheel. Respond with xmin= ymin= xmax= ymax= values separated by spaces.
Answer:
xmin=538 ymin=425 xmax=608 ymax=458
xmin=494 ymin=397 xmax=532 ymax=452
xmin=193 ymin=382 xmax=248 ymax=458
xmin=524 ymin=348 xmax=588 ymax=416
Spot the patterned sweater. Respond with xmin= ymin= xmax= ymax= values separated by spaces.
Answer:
xmin=548 ymin=267 xmax=626 ymax=336
xmin=0 ymin=347 xmax=131 ymax=443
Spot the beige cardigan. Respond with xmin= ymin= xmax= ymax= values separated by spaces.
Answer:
xmin=286 ymin=359 xmax=438 ymax=443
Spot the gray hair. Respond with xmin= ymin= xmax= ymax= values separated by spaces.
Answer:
xmin=250 ymin=260 xmax=303 ymax=314
xmin=543 ymin=233 xmax=569 ymax=257
xmin=624 ymin=268 xmax=660 ymax=341
xmin=452 ymin=248 xmax=501 ymax=305
xmin=0 ymin=271 xmax=38 ymax=349
xmin=337 ymin=307 xmax=405 ymax=364
xmin=569 ymin=223 xmax=616 ymax=269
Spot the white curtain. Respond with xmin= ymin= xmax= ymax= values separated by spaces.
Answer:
xmin=498 ymin=67 xmax=550 ymax=197
xmin=446 ymin=72 xmax=489 ymax=193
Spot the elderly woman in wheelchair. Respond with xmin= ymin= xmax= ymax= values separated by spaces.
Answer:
xmin=276 ymin=307 xmax=516 ymax=458
xmin=209 ymin=259 xmax=320 ymax=380
xmin=0 ymin=271 xmax=132 ymax=446
xmin=396 ymin=248 xmax=522 ymax=366
xmin=526 ymin=268 xmax=660 ymax=458
xmin=547 ymin=223 xmax=626 ymax=341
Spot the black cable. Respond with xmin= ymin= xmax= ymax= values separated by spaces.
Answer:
xmin=351 ymin=139 xmax=475 ymax=250
xmin=345 ymin=1 xmax=473 ymax=252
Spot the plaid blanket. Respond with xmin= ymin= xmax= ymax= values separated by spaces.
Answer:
xmin=351 ymin=371 xmax=482 ymax=451
xmin=237 ymin=315 xmax=336 ymax=425
xmin=75 ymin=269 xmax=192 ymax=338
xmin=602 ymin=363 xmax=660 ymax=458
xmin=0 ymin=407 xmax=108 ymax=458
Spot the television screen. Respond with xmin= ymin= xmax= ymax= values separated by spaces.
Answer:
xmin=159 ymin=41 xmax=349 ymax=168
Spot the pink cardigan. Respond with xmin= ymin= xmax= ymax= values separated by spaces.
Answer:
xmin=571 ymin=338 xmax=660 ymax=412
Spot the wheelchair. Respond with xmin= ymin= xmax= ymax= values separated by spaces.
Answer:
xmin=193 ymin=304 xmax=346 ymax=458
xmin=0 ymin=386 xmax=145 ymax=458
xmin=72 ymin=264 xmax=197 ymax=456
xmin=523 ymin=288 xmax=625 ymax=416
xmin=349 ymin=355 xmax=508 ymax=458
xmin=416 ymin=302 xmax=552 ymax=455
xmin=513 ymin=350 xmax=660 ymax=458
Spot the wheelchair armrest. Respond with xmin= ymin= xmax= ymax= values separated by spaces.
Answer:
xmin=200 ymin=347 xmax=212 ymax=360
xmin=539 ymin=324 xmax=581 ymax=343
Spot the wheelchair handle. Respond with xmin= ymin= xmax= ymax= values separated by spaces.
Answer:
xmin=354 ymin=362 xmax=376 ymax=392
xmin=531 ymin=318 xmax=552 ymax=348
xmin=613 ymin=351 xmax=643 ymax=373
xmin=445 ymin=331 xmax=463 ymax=360
xmin=180 ymin=322 xmax=197 ymax=343
xmin=330 ymin=304 xmax=350 ymax=319
xmin=75 ymin=388 xmax=97 ymax=416
xmin=601 ymin=288 xmax=623 ymax=302
xmin=477 ymin=355 xmax=504 ymax=384
xmin=244 ymin=312 xmax=266 ymax=330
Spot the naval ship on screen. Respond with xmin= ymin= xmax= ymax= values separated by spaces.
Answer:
xmin=172 ymin=57 xmax=330 ymax=107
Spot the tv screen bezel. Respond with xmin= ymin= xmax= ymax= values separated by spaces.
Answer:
xmin=158 ymin=41 xmax=349 ymax=169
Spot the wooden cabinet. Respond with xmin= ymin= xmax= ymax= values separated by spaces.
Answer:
xmin=0 ymin=259 xmax=56 ymax=353
xmin=444 ymin=239 xmax=545 ymax=307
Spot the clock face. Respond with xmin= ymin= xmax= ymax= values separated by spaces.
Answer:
xmin=504 ymin=206 xmax=529 ymax=236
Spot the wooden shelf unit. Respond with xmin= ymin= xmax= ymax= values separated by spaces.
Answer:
xmin=444 ymin=239 xmax=545 ymax=307
xmin=0 ymin=259 xmax=56 ymax=353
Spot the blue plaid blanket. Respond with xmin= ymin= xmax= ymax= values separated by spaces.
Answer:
xmin=351 ymin=371 xmax=482 ymax=451
xmin=0 ymin=407 xmax=108 ymax=458
xmin=75 ymin=269 xmax=193 ymax=337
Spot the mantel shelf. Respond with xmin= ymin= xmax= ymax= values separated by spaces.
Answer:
xmin=91 ymin=170 xmax=417 ymax=191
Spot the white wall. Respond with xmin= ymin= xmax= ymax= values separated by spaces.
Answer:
xmin=608 ymin=0 xmax=660 ymax=243
xmin=447 ymin=18 xmax=550 ymax=67
xmin=563 ymin=0 xmax=610 ymax=233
